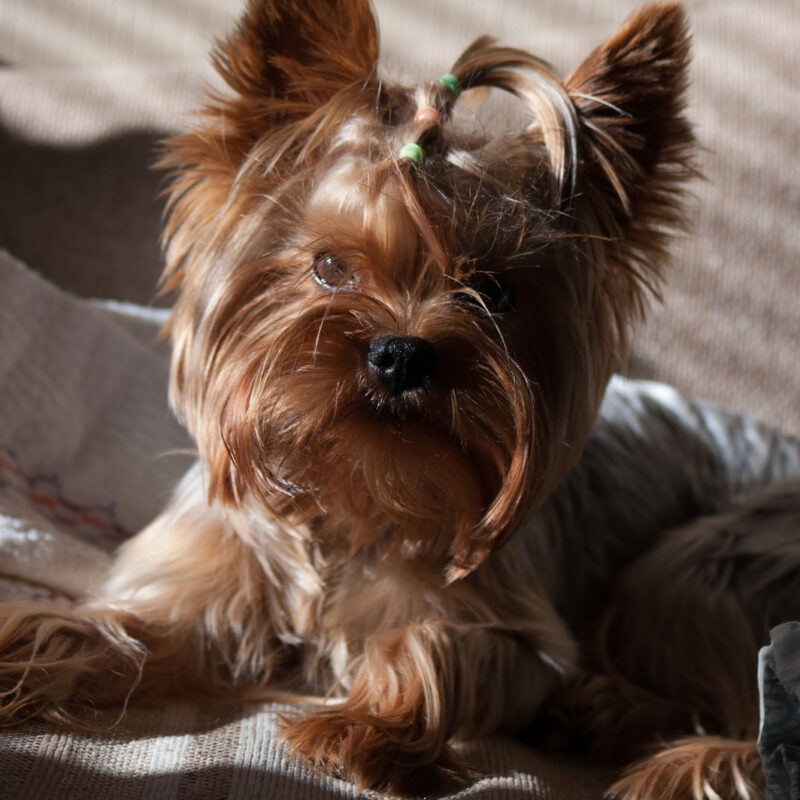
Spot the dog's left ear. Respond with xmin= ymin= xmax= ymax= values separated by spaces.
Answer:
xmin=564 ymin=2 xmax=694 ymax=245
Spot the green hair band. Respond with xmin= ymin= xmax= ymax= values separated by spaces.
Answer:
xmin=398 ymin=142 xmax=425 ymax=164
xmin=436 ymin=72 xmax=462 ymax=96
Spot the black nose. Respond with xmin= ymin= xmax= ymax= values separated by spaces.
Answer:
xmin=367 ymin=335 xmax=437 ymax=394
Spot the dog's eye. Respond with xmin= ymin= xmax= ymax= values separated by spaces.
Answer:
xmin=475 ymin=275 xmax=516 ymax=315
xmin=311 ymin=254 xmax=354 ymax=289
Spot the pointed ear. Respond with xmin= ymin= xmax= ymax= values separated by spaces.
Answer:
xmin=158 ymin=0 xmax=378 ymax=298
xmin=564 ymin=2 xmax=694 ymax=233
xmin=211 ymin=0 xmax=379 ymax=129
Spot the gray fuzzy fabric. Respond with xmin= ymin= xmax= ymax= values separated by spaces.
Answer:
xmin=760 ymin=623 xmax=800 ymax=800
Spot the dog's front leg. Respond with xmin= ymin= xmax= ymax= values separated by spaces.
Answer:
xmin=282 ymin=581 xmax=576 ymax=794
xmin=282 ymin=621 xmax=463 ymax=794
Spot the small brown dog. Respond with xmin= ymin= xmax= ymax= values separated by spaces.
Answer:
xmin=3 ymin=2 xmax=800 ymax=798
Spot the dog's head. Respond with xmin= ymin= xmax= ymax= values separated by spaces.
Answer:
xmin=161 ymin=0 xmax=693 ymax=579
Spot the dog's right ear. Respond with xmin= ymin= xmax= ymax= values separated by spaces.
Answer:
xmin=212 ymin=0 xmax=378 ymax=132
xmin=164 ymin=0 xmax=379 ymax=179
xmin=159 ymin=0 xmax=379 ymax=291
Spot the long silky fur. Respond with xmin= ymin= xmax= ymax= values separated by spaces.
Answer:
xmin=5 ymin=4 xmax=783 ymax=799
xmin=609 ymin=737 xmax=764 ymax=800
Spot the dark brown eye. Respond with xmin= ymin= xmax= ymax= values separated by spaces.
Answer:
xmin=311 ymin=254 xmax=354 ymax=289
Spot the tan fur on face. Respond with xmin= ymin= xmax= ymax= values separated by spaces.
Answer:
xmin=0 ymin=2 xmax=703 ymax=795
xmin=159 ymin=0 xmax=693 ymax=579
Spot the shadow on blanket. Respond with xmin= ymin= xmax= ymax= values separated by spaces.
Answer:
xmin=0 ymin=125 xmax=168 ymax=306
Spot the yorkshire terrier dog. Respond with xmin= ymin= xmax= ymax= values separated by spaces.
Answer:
xmin=2 ymin=1 xmax=799 ymax=798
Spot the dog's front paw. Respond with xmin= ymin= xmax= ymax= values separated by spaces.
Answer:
xmin=281 ymin=706 xmax=470 ymax=795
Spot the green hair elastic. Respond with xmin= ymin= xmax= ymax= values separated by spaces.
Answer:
xmin=436 ymin=72 xmax=462 ymax=96
xmin=398 ymin=142 xmax=425 ymax=164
